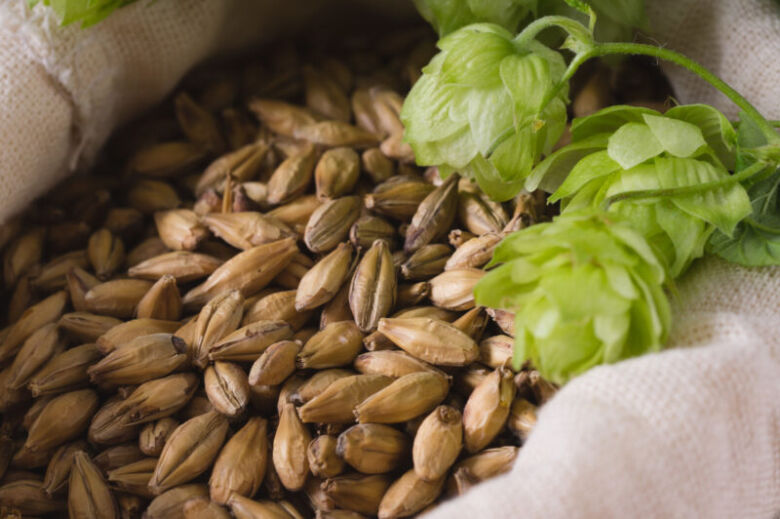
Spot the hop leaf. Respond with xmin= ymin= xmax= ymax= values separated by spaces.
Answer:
xmin=401 ymin=23 xmax=568 ymax=201
xmin=532 ymin=105 xmax=751 ymax=276
xmin=475 ymin=211 xmax=670 ymax=385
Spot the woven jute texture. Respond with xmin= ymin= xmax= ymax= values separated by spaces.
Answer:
xmin=0 ymin=1 xmax=777 ymax=517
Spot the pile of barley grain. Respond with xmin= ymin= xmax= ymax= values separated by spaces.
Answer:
xmin=0 ymin=29 xmax=556 ymax=519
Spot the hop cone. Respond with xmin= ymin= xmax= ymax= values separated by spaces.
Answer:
xmin=475 ymin=211 xmax=671 ymax=384
xmin=400 ymin=22 xmax=568 ymax=201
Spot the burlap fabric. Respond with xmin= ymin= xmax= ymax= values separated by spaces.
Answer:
xmin=0 ymin=1 xmax=777 ymax=517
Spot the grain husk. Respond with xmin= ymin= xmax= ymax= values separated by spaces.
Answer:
xmin=111 ymin=373 xmax=199 ymax=427
xmin=139 ymin=418 xmax=179 ymax=457
xmin=87 ymin=334 xmax=188 ymax=386
xmin=267 ymin=146 xmax=317 ymax=205
xmin=144 ymin=484 xmax=209 ymax=519
xmin=88 ymin=229 xmax=125 ymax=280
xmin=299 ymin=374 xmax=392 ymax=424
xmin=377 ymin=317 xmax=479 ymax=366
xmin=0 ymin=290 xmax=68 ymax=363
xmin=462 ymin=366 xmax=516 ymax=453
xmin=316 ymin=147 xmax=360 ymax=199
xmin=364 ymin=178 xmax=433 ymax=221
xmin=320 ymin=284 xmax=353 ymax=329
xmin=43 ymin=440 xmax=88 ymax=495
xmin=445 ymin=232 xmax=502 ymax=271
xmin=58 ymin=312 xmax=122 ymax=343
xmin=354 ymin=372 xmax=449 ymax=424
xmin=321 ymin=474 xmax=391 ymax=516
xmin=183 ymin=238 xmax=297 ymax=309
xmin=85 ymin=279 xmax=154 ymax=319
xmin=209 ymin=417 xmax=268 ymax=504
xmin=4 ymin=226 xmax=45 ymax=288
xmin=293 ymin=121 xmax=380 ymax=148
xmin=192 ymin=290 xmax=244 ymax=367
xmin=295 ymin=242 xmax=354 ymax=311
xmin=136 ymin=274 xmax=182 ymax=321
xmin=507 ymin=398 xmax=537 ymax=441
xmin=304 ymin=197 xmax=361 ymax=253
xmin=89 ymin=398 xmax=142 ymax=446
xmin=0 ymin=478 xmax=66 ymax=515
xmin=249 ymin=99 xmax=320 ymax=138
xmin=6 ymin=323 xmax=64 ymax=390
xmin=277 ymin=252 xmax=315 ymax=289
xmin=29 ymin=343 xmax=102 ymax=397
xmin=353 ymin=350 xmax=443 ymax=379
xmin=196 ymin=142 xmax=269 ymax=195
xmin=412 ymin=405 xmax=462 ymax=481
xmin=304 ymin=65 xmax=351 ymax=121
xmin=107 ymin=457 xmax=158 ymax=497
xmin=449 ymin=446 xmax=518 ymax=495
xmin=96 ymin=318 xmax=180 ymax=354
xmin=308 ymin=434 xmax=345 ymax=479
xmin=289 ymin=369 xmax=353 ymax=405
xmin=336 ymin=424 xmax=408 ymax=474
xmin=273 ymin=402 xmax=311 ymax=491
xmin=428 ymin=268 xmax=484 ymax=311
xmin=249 ymin=340 xmax=300 ymax=386
xmin=377 ymin=469 xmax=444 ymax=519
xmin=404 ymin=174 xmax=458 ymax=253
xmin=243 ymin=290 xmax=312 ymax=331
xmin=25 ymin=389 xmax=99 ymax=452
xmin=348 ymin=240 xmax=395 ymax=332
xmin=361 ymin=148 xmax=394 ymax=183
xmin=297 ymin=321 xmax=363 ymax=369
xmin=208 ymin=320 xmax=293 ymax=362
xmin=94 ymin=444 xmax=145 ymax=473
xmin=128 ymin=251 xmax=223 ymax=283
xmin=149 ymin=411 xmax=229 ymax=494
xmin=174 ymin=92 xmax=225 ymax=152
xmin=457 ymin=191 xmax=508 ymax=236
xmin=69 ymin=451 xmax=119 ymax=519
xmin=33 ymin=249 xmax=90 ymax=292
xmin=479 ymin=335 xmax=514 ymax=368
xmin=349 ymin=214 xmax=396 ymax=250
xmin=183 ymin=497 xmax=232 ymax=519
xmin=204 ymin=362 xmax=250 ymax=417
xmin=228 ymin=493 xmax=296 ymax=519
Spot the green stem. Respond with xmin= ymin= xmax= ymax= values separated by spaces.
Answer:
xmin=513 ymin=15 xmax=593 ymax=49
xmin=517 ymin=22 xmax=778 ymax=145
xmin=746 ymin=217 xmax=780 ymax=235
xmin=588 ymin=43 xmax=779 ymax=143
xmin=539 ymin=47 xmax=599 ymax=110
xmin=603 ymin=161 xmax=767 ymax=208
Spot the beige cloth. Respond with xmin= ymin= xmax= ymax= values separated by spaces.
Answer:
xmin=0 ymin=0 xmax=412 ymax=221
xmin=0 ymin=0 xmax=777 ymax=517
xmin=428 ymin=255 xmax=780 ymax=518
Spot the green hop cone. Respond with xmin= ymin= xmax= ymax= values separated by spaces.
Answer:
xmin=528 ymin=104 xmax=752 ymax=276
xmin=400 ymin=23 xmax=568 ymax=201
xmin=474 ymin=210 xmax=671 ymax=385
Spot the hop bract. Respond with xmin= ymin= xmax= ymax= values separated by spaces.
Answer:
xmin=529 ymin=104 xmax=751 ymax=276
xmin=474 ymin=211 xmax=671 ymax=385
xmin=412 ymin=0 xmax=537 ymax=36
xmin=400 ymin=23 xmax=568 ymax=201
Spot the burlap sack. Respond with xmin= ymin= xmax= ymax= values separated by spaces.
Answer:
xmin=0 ymin=0 xmax=777 ymax=516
